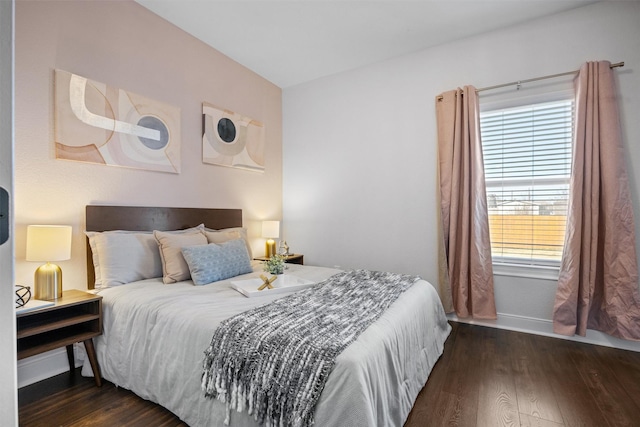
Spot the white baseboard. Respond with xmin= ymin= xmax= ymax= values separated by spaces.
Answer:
xmin=17 ymin=343 xmax=85 ymax=388
xmin=448 ymin=312 xmax=640 ymax=353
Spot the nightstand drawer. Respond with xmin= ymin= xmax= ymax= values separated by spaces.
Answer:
xmin=17 ymin=307 xmax=100 ymax=340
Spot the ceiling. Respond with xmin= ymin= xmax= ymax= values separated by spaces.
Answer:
xmin=136 ymin=0 xmax=599 ymax=88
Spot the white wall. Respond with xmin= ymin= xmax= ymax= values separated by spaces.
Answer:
xmin=283 ymin=2 xmax=640 ymax=350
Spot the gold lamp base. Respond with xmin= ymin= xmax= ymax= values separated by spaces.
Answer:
xmin=34 ymin=262 xmax=63 ymax=301
xmin=265 ymin=239 xmax=276 ymax=258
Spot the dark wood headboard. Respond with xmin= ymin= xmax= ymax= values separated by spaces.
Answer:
xmin=85 ymin=205 xmax=243 ymax=289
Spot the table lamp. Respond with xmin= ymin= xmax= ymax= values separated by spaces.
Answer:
xmin=26 ymin=225 xmax=72 ymax=301
xmin=262 ymin=220 xmax=280 ymax=258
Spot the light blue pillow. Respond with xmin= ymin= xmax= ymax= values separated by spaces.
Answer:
xmin=181 ymin=239 xmax=252 ymax=285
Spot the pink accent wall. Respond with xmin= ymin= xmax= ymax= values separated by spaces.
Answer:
xmin=14 ymin=0 xmax=282 ymax=288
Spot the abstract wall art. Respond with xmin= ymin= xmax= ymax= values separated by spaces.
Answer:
xmin=202 ymin=102 xmax=265 ymax=172
xmin=54 ymin=69 xmax=181 ymax=173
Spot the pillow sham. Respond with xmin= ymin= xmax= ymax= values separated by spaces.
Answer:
xmin=154 ymin=229 xmax=208 ymax=283
xmin=181 ymin=239 xmax=252 ymax=285
xmin=85 ymin=231 xmax=162 ymax=288
xmin=204 ymin=227 xmax=252 ymax=259
xmin=86 ymin=224 xmax=205 ymax=288
xmin=85 ymin=231 xmax=105 ymax=287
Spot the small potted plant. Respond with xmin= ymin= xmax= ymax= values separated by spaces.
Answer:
xmin=263 ymin=254 xmax=285 ymax=275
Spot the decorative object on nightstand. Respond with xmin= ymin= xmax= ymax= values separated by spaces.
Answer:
xmin=263 ymin=254 xmax=285 ymax=275
xmin=278 ymin=240 xmax=290 ymax=256
xmin=26 ymin=225 xmax=72 ymax=301
xmin=262 ymin=220 xmax=280 ymax=258
xmin=15 ymin=285 xmax=31 ymax=308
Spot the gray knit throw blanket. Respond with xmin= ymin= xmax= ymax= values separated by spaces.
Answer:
xmin=201 ymin=269 xmax=420 ymax=427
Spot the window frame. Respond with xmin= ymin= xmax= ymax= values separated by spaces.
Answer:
xmin=479 ymin=89 xmax=575 ymax=280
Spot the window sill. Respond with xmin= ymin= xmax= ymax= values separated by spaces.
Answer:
xmin=492 ymin=262 xmax=559 ymax=281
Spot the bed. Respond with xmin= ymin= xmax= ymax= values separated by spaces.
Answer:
xmin=81 ymin=205 xmax=451 ymax=426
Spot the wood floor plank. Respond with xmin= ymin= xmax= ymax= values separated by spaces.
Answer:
xmin=19 ymin=375 xmax=186 ymax=427
xmin=594 ymin=344 xmax=640 ymax=415
xmin=532 ymin=336 xmax=610 ymax=427
xmin=19 ymin=379 xmax=100 ymax=426
xmin=566 ymin=343 xmax=640 ymax=427
xmin=66 ymin=394 xmax=187 ymax=427
xmin=477 ymin=376 xmax=521 ymax=427
xmin=437 ymin=322 xmax=482 ymax=426
xmin=519 ymin=413 xmax=565 ymax=427
xmin=511 ymin=331 xmax=564 ymax=424
xmin=476 ymin=326 xmax=520 ymax=427
xmin=433 ymin=390 xmax=469 ymax=427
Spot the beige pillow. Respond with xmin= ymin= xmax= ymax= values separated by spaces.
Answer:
xmin=204 ymin=227 xmax=252 ymax=259
xmin=154 ymin=230 xmax=207 ymax=283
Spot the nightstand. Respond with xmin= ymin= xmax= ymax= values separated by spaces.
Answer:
xmin=254 ymin=254 xmax=304 ymax=265
xmin=16 ymin=289 xmax=103 ymax=386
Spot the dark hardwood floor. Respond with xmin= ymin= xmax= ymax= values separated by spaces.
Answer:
xmin=405 ymin=323 xmax=640 ymax=427
xmin=19 ymin=322 xmax=640 ymax=426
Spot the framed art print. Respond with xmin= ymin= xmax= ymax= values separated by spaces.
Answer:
xmin=202 ymin=102 xmax=265 ymax=172
xmin=54 ymin=69 xmax=181 ymax=173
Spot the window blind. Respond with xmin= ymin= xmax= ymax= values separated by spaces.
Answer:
xmin=480 ymin=99 xmax=573 ymax=266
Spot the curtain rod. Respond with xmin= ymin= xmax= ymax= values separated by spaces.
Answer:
xmin=436 ymin=61 xmax=625 ymax=101
xmin=476 ymin=61 xmax=624 ymax=93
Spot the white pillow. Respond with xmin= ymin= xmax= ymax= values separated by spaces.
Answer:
xmin=154 ymin=229 xmax=208 ymax=283
xmin=86 ymin=231 xmax=162 ymax=288
xmin=86 ymin=231 xmax=105 ymax=287
xmin=86 ymin=224 xmax=205 ymax=288
xmin=204 ymin=227 xmax=252 ymax=259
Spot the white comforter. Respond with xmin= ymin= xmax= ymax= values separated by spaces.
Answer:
xmin=82 ymin=264 xmax=451 ymax=426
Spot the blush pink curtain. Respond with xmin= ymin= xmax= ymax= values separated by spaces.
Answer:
xmin=436 ymin=87 xmax=497 ymax=320
xmin=553 ymin=61 xmax=640 ymax=340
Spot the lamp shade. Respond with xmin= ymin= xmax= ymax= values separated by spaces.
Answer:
xmin=26 ymin=225 xmax=72 ymax=262
xmin=261 ymin=221 xmax=280 ymax=239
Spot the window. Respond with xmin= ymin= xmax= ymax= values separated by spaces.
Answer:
xmin=480 ymin=99 xmax=573 ymax=269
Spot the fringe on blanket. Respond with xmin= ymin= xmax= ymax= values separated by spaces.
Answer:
xmin=202 ymin=269 xmax=420 ymax=427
